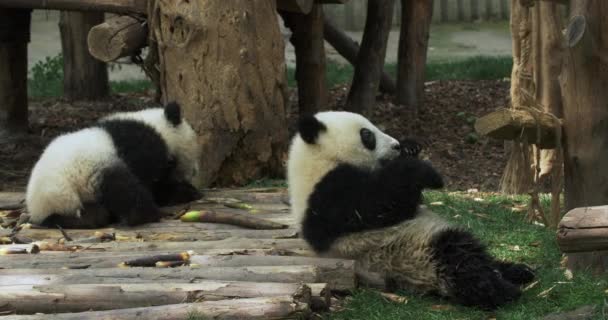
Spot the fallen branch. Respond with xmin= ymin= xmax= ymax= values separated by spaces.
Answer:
xmin=180 ymin=210 xmax=288 ymax=230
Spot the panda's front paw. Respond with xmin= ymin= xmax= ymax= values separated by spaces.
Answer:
xmin=399 ymin=138 xmax=423 ymax=158
xmin=496 ymin=262 xmax=536 ymax=285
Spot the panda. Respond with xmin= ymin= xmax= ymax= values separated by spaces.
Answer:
xmin=26 ymin=102 xmax=202 ymax=229
xmin=287 ymin=111 xmax=535 ymax=310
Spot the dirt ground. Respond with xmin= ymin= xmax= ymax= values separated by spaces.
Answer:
xmin=0 ymin=80 xmax=510 ymax=192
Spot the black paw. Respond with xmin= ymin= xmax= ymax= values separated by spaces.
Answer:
xmin=496 ymin=262 xmax=536 ymax=285
xmin=399 ymin=138 xmax=423 ymax=158
xmin=454 ymin=270 xmax=522 ymax=310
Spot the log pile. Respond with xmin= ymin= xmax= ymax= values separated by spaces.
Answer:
xmin=0 ymin=188 xmax=357 ymax=319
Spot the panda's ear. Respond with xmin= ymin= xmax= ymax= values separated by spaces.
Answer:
xmin=298 ymin=115 xmax=326 ymax=144
xmin=164 ymin=102 xmax=182 ymax=127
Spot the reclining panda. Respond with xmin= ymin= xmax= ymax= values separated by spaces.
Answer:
xmin=287 ymin=111 xmax=535 ymax=310
xmin=26 ymin=102 xmax=202 ymax=228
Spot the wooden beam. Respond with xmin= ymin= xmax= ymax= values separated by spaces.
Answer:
xmin=0 ymin=0 xmax=147 ymax=14
xmin=474 ymin=108 xmax=562 ymax=149
xmin=277 ymin=0 xmax=313 ymax=14
xmin=87 ymin=15 xmax=147 ymax=62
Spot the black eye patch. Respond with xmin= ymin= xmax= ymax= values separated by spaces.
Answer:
xmin=360 ymin=128 xmax=376 ymax=150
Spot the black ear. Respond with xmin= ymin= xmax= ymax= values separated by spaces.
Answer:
xmin=298 ymin=115 xmax=326 ymax=144
xmin=164 ymin=101 xmax=182 ymax=126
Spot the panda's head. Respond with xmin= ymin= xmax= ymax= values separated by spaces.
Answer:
xmin=102 ymin=102 xmax=202 ymax=188
xmin=295 ymin=111 xmax=401 ymax=170
xmin=288 ymin=111 xmax=401 ymax=220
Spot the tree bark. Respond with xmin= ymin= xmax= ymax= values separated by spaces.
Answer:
xmin=280 ymin=4 xmax=327 ymax=116
xmin=1 ymin=295 xmax=311 ymax=320
xmin=87 ymin=15 xmax=147 ymax=62
xmin=345 ymin=0 xmax=395 ymax=113
xmin=0 ymin=8 xmax=31 ymax=135
xmin=561 ymin=1 xmax=608 ymax=211
xmin=1 ymin=282 xmax=329 ymax=314
xmin=323 ymin=18 xmax=395 ymax=94
xmin=395 ymin=0 xmax=433 ymax=110
xmin=151 ymin=1 xmax=288 ymax=187
xmin=59 ymin=11 xmax=109 ymax=100
xmin=0 ymin=0 xmax=147 ymax=14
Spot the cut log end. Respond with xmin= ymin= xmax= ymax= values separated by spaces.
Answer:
xmin=87 ymin=15 xmax=147 ymax=62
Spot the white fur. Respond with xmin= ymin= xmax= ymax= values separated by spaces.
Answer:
xmin=287 ymin=111 xmax=400 ymax=224
xmin=26 ymin=128 xmax=118 ymax=223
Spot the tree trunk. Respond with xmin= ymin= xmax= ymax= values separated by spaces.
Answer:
xmin=485 ymin=0 xmax=494 ymax=20
xmin=345 ymin=0 xmax=395 ymax=113
xmin=1 ymin=282 xmax=329 ymax=314
xmin=471 ymin=0 xmax=480 ymax=21
xmin=0 ymin=8 xmax=31 ymax=136
xmin=280 ymin=4 xmax=327 ymax=116
xmin=440 ymin=0 xmax=448 ymax=22
xmin=1 ymin=295 xmax=311 ymax=320
xmin=395 ymin=0 xmax=433 ymax=110
xmin=500 ymin=0 xmax=510 ymax=20
xmin=323 ymin=18 xmax=396 ymax=94
xmin=151 ymin=1 xmax=288 ymax=187
xmin=561 ymin=1 xmax=608 ymax=211
xmin=457 ymin=0 xmax=465 ymax=21
xmin=59 ymin=11 xmax=109 ymax=101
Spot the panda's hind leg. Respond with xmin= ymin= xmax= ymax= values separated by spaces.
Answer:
xmin=98 ymin=165 xmax=162 ymax=226
xmin=40 ymin=203 xmax=113 ymax=229
xmin=431 ymin=228 xmax=522 ymax=310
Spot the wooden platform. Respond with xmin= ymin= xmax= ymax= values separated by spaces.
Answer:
xmin=0 ymin=188 xmax=357 ymax=319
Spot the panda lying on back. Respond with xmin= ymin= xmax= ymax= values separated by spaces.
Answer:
xmin=287 ymin=111 xmax=535 ymax=310
xmin=26 ymin=102 xmax=202 ymax=228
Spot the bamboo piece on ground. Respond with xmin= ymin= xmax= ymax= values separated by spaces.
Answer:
xmin=0 ymin=295 xmax=311 ymax=320
xmin=180 ymin=210 xmax=288 ymax=229
xmin=120 ymin=251 xmax=192 ymax=267
xmin=0 ymin=282 xmax=329 ymax=314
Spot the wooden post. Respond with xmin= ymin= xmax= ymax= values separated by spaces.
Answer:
xmin=280 ymin=4 xmax=327 ymax=116
xmin=500 ymin=0 xmax=509 ymax=19
xmin=485 ymin=0 xmax=494 ymax=20
xmin=395 ymin=0 xmax=433 ymax=110
xmin=457 ymin=0 xmax=465 ymax=21
xmin=345 ymin=0 xmax=395 ymax=113
xmin=561 ymin=1 xmax=608 ymax=211
xmin=59 ymin=11 xmax=109 ymax=100
xmin=440 ymin=0 xmax=448 ymax=22
xmin=0 ymin=8 xmax=31 ymax=136
xmin=471 ymin=0 xmax=480 ymax=21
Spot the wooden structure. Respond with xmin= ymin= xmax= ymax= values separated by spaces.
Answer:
xmin=0 ymin=188 xmax=359 ymax=319
xmin=558 ymin=206 xmax=608 ymax=274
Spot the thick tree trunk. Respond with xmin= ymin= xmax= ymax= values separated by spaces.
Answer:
xmin=1 ymin=282 xmax=329 ymax=314
xmin=151 ymin=1 xmax=288 ymax=187
xmin=345 ymin=0 xmax=395 ymax=113
xmin=59 ymin=11 xmax=109 ymax=100
xmin=395 ymin=0 xmax=433 ymax=110
xmin=561 ymin=1 xmax=608 ymax=211
xmin=280 ymin=4 xmax=327 ymax=116
xmin=0 ymin=8 xmax=31 ymax=135
xmin=1 ymin=295 xmax=311 ymax=320
xmin=323 ymin=18 xmax=395 ymax=94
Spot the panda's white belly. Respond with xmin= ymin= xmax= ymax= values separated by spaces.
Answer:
xmin=326 ymin=207 xmax=452 ymax=294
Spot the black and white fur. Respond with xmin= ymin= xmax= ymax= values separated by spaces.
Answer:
xmin=26 ymin=102 xmax=202 ymax=228
xmin=287 ymin=111 xmax=535 ymax=310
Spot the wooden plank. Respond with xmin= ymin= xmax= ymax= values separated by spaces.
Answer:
xmin=474 ymin=108 xmax=561 ymax=148
xmin=0 ymin=0 xmax=147 ymax=14
xmin=559 ymin=206 xmax=608 ymax=229
xmin=557 ymin=228 xmax=608 ymax=253
xmin=0 ymin=282 xmax=330 ymax=314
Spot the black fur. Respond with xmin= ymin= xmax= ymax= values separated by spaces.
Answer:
xmin=360 ymin=128 xmax=376 ymax=150
xmin=298 ymin=115 xmax=327 ymax=144
xmin=164 ymin=101 xmax=182 ymax=127
xmin=40 ymin=203 xmax=114 ymax=229
xmin=430 ymin=229 xmax=534 ymax=310
xmin=302 ymin=157 xmax=444 ymax=252
xmin=153 ymin=176 xmax=203 ymax=206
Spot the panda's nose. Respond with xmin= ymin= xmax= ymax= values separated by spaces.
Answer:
xmin=391 ymin=142 xmax=401 ymax=151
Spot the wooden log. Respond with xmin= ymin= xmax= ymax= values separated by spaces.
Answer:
xmin=0 ymin=0 xmax=147 ymax=14
xmin=87 ymin=15 xmax=147 ymax=62
xmin=0 ymin=8 xmax=30 ymax=135
xmin=60 ymin=11 xmax=109 ymax=100
xmin=0 ymin=295 xmax=311 ymax=320
xmin=0 ymin=282 xmax=329 ymax=314
xmin=474 ymin=108 xmax=561 ymax=149
xmin=0 ymin=192 xmax=24 ymax=210
xmin=557 ymin=206 xmax=608 ymax=253
xmin=280 ymin=3 xmax=327 ymax=116
xmin=277 ymin=0 xmax=314 ymax=14
xmin=0 ymin=226 xmax=299 ymax=242
xmin=345 ymin=0 xmax=395 ymax=112
xmin=395 ymin=0 xmax=433 ymax=110
xmin=323 ymin=17 xmax=395 ymax=94
xmin=180 ymin=210 xmax=288 ymax=229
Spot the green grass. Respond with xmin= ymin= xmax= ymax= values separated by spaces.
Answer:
xmin=328 ymin=191 xmax=608 ymax=320
xmin=287 ymin=56 xmax=512 ymax=88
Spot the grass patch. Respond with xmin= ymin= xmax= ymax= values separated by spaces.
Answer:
xmin=287 ymin=56 xmax=512 ymax=88
xmin=28 ymin=54 xmax=152 ymax=98
xmin=329 ymin=191 xmax=608 ymax=320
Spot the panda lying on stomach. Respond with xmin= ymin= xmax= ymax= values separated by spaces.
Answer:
xmin=26 ymin=102 xmax=202 ymax=228
xmin=287 ymin=111 xmax=535 ymax=310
